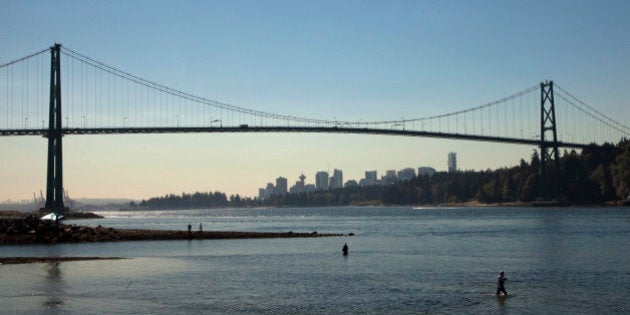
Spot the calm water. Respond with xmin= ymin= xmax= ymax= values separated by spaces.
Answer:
xmin=1 ymin=206 xmax=629 ymax=314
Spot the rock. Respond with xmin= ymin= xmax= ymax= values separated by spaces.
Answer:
xmin=6 ymin=224 xmax=17 ymax=235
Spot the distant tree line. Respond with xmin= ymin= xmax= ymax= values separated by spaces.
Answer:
xmin=137 ymin=191 xmax=254 ymax=210
xmin=135 ymin=140 xmax=630 ymax=209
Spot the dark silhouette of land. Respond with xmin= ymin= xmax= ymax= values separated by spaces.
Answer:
xmin=133 ymin=140 xmax=629 ymax=209
xmin=0 ymin=257 xmax=123 ymax=264
xmin=0 ymin=215 xmax=342 ymax=245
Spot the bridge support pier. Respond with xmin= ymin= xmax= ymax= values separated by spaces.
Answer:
xmin=42 ymin=43 xmax=68 ymax=214
xmin=539 ymin=80 xmax=561 ymax=201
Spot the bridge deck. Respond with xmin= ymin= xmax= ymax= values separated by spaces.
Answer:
xmin=0 ymin=126 xmax=587 ymax=148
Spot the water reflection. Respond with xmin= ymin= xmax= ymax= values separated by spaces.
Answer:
xmin=43 ymin=262 xmax=65 ymax=309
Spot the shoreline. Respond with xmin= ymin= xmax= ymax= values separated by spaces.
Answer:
xmin=114 ymin=203 xmax=626 ymax=212
xmin=117 ymin=200 xmax=629 ymax=211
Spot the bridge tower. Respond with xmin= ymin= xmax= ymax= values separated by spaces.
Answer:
xmin=539 ymin=80 xmax=561 ymax=199
xmin=42 ymin=43 xmax=68 ymax=214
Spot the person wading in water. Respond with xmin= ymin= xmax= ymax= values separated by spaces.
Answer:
xmin=496 ymin=271 xmax=508 ymax=296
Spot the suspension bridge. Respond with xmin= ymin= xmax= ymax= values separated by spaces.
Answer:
xmin=1 ymin=43 xmax=629 ymax=212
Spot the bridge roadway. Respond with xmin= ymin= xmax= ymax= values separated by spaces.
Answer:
xmin=0 ymin=125 xmax=587 ymax=148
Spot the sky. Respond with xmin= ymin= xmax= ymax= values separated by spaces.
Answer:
xmin=1 ymin=0 xmax=629 ymax=201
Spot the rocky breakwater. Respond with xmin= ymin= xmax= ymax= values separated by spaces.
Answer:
xmin=0 ymin=215 xmax=344 ymax=245
xmin=1 ymin=215 xmax=120 ymax=244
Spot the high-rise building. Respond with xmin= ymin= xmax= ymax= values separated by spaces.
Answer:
xmin=344 ymin=180 xmax=359 ymax=188
xmin=266 ymin=182 xmax=275 ymax=195
xmin=276 ymin=177 xmax=287 ymax=195
xmin=329 ymin=169 xmax=343 ymax=189
xmin=365 ymin=171 xmax=377 ymax=181
xmin=448 ymin=152 xmax=457 ymax=173
xmin=361 ymin=170 xmax=378 ymax=186
xmin=418 ymin=167 xmax=436 ymax=177
xmin=397 ymin=168 xmax=416 ymax=182
xmin=381 ymin=170 xmax=397 ymax=185
xmin=315 ymin=171 xmax=329 ymax=190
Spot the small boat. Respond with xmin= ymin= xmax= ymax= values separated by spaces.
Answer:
xmin=41 ymin=212 xmax=64 ymax=221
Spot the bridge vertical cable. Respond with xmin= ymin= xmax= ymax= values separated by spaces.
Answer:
xmin=0 ymin=48 xmax=50 ymax=133
xmin=1 ymin=46 xmax=628 ymax=146
xmin=554 ymin=84 xmax=630 ymax=144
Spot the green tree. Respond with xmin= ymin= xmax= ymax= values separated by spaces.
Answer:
xmin=590 ymin=165 xmax=615 ymax=201
xmin=520 ymin=174 xmax=538 ymax=202
xmin=501 ymin=176 xmax=516 ymax=202
xmin=611 ymin=144 xmax=630 ymax=200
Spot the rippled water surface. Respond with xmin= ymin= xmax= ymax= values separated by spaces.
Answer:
xmin=1 ymin=206 xmax=629 ymax=314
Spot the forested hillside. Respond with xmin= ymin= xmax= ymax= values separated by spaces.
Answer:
xmin=136 ymin=140 xmax=630 ymax=209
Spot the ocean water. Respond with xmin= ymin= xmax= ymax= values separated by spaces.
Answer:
xmin=1 ymin=206 xmax=629 ymax=314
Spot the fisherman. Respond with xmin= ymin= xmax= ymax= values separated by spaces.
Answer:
xmin=199 ymin=223 xmax=203 ymax=233
xmin=187 ymin=224 xmax=192 ymax=239
xmin=496 ymin=271 xmax=508 ymax=296
xmin=342 ymin=243 xmax=348 ymax=256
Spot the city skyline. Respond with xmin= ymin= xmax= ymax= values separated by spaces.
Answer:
xmin=258 ymin=163 xmax=440 ymax=200
xmin=1 ymin=1 xmax=629 ymax=201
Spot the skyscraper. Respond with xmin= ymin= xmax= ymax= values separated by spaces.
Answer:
xmin=381 ymin=170 xmax=397 ymax=185
xmin=397 ymin=168 xmax=416 ymax=181
xmin=315 ymin=171 xmax=329 ymax=190
xmin=361 ymin=170 xmax=378 ymax=186
xmin=448 ymin=152 xmax=457 ymax=173
xmin=276 ymin=177 xmax=287 ymax=195
xmin=330 ymin=169 xmax=343 ymax=189
xmin=365 ymin=171 xmax=377 ymax=181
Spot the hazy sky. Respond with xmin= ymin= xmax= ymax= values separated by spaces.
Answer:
xmin=1 ymin=0 xmax=629 ymax=201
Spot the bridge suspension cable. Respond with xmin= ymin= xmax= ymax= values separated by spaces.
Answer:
xmin=60 ymin=46 xmax=549 ymax=139
xmin=0 ymin=47 xmax=50 ymax=131
xmin=61 ymin=46 xmax=336 ymax=128
xmin=0 ymin=45 xmax=627 ymax=146
xmin=555 ymin=84 xmax=630 ymax=137
xmin=0 ymin=48 xmax=49 ymax=69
